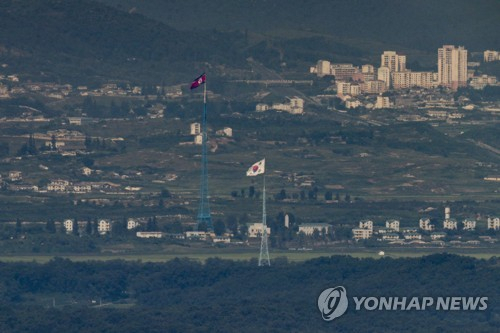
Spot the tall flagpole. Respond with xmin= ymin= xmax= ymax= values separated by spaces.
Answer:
xmin=197 ymin=76 xmax=212 ymax=231
xmin=259 ymin=174 xmax=270 ymax=266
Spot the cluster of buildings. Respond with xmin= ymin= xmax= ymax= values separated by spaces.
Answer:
xmin=352 ymin=207 xmax=500 ymax=245
xmin=189 ymin=123 xmax=233 ymax=144
xmin=255 ymin=97 xmax=305 ymax=114
xmin=310 ymin=45 xmax=499 ymax=109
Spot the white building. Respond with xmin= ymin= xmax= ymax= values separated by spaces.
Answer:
xmin=361 ymin=64 xmax=375 ymax=81
xmin=213 ymin=236 xmax=231 ymax=244
xmin=487 ymin=217 xmax=500 ymax=230
xmin=216 ymin=127 xmax=233 ymax=137
xmin=385 ymin=219 xmax=400 ymax=232
xmin=443 ymin=218 xmax=458 ymax=230
xmin=256 ymin=103 xmax=269 ymax=112
xmin=136 ymin=231 xmax=162 ymax=238
xmin=331 ymin=64 xmax=358 ymax=80
xmin=185 ymin=231 xmax=209 ymax=240
xmin=391 ymin=71 xmax=436 ymax=89
xmin=484 ymin=50 xmax=499 ymax=62
xmin=431 ymin=232 xmax=447 ymax=240
xmin=462 ymin=219 xmax=476 ymax=231
xmin=336 ymin=82 xmax=361 ymax=97
xmin=404 ymin=233 xmax=422 ymax=240
xmin=9 ymin=171 xmax=22 ymax=181
xmin=382 ymin=233 xmax=400 ymax=241
xmin=297 ymin=223 xmax=331 ymax=236
xmin=127 ymin=219 xmax=140 ymax=230
xmin=346 ymin=99 xmax=362 ymax=109
xmin=194 ymin=134 xmax=203 ymax=145
xmin=374 ymin=96 xmax=391 ymax=109
xmin=311 ymin=60 xmax=332 ymax=77
xmin=64 ymin=219 xmax=75 ymax=234
xmin=352 ymin=228 xmax=373 ymax=240
xmin=359 ymin=220 xmax=373 ymax=230
xmin=419 ymin=218 xmax=435 ymax=231
xmin=98 ymin=219 xmax=111 ymax=235
xmin=469 ymin=75 xmax=497 ymax=90
xmin=377 ymin=67 xmax=391 ymax=89
xmin=361 ymin=80 xmax=386 ymax=94
xmin=247 ymin=222 xmax=271 ymax=238
xmin=190 ymin=122 xmax=201 ymax=135
xmin=438 ymin=45 xmax=468 ymax=91
xmin=81 ymin=167 xmax=93 ymax=176
xmin=47 ymin=179 xmax=71 ymax=192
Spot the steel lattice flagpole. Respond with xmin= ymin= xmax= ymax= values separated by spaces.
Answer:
xmin=197 ymin=81 xmax=212 ymax=230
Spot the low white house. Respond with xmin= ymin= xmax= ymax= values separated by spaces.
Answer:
xmin=462 ymin=219 xmax=476 ymax=231
xmin=431 ymin=232 xmax=447 ymax=240
xmin=404 ymin=233 xmax=422 ymax=240
xmin=127 ymin=219 xmax=140 ymax=230
xmin=136 ymin=231 xmax=162 ymax=238
xmin=382 ymin=233 xmax=399 ymax=241
xmin=247 ymin=223 xmax=271 ymax=238
xmin=443 ymin=219 xmax=458 ymax=230
xmin=297 ymin=223 xmax=331 ymax=236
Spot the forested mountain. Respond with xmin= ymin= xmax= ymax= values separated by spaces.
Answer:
xmin=0 ymin=254 xmax=498 ymax=332
xmin=100 ymin=0 xmax=500 ymax=51
xmin=0 ymin=0 xmax=245 ymax=84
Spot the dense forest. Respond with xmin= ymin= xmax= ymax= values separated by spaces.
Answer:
xmin=0 ymin=254 xmax=498 ymax=332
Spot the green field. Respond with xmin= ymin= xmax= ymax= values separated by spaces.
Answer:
xmin=0 ymin=247 xmax=498 ymax=263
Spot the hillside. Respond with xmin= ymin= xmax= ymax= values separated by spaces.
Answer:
xmin=0 ymin=0 xmax=245 ymax=84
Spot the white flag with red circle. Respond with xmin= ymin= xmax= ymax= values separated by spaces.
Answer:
xmin=246 ymin=159 xmax=265 ymax=176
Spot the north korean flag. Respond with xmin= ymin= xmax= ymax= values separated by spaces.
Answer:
xmin=190 ymin=73 xmax=206 ymax=90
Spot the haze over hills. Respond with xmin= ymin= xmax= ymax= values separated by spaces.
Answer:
xmin=100 ymin=0 xmax=500 ymax=51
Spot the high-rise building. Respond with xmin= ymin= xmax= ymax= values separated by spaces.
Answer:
xmin=484 ymin=50 xmax=499 ymax=62
xmin=377 ymin=67 xmax=391 ymax=89
xmin=381 ymin=51 xmax=406 ymax=73
xmin=438 ymin=45 xmax=468 ymax=91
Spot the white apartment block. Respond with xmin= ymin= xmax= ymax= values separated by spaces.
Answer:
xmin=469 ymin=75 xmax=497 ymax=90
xmin=361 ymin=80 xmax=386 ymax=94
xmin=438 ymin=45 xmax=467 ymax=91
xmin=297 ymin=223 xmax=331 ymax=236
xmin=352 ymin=228 xmax=373 ymax=240
xmin=361 ymin=64 xmax=375 ymax=81
xmin=331 ymin=64 xmax=358 ymax=81
xmin=385 ymin=219 xmax=400 ymax=232
xmin=377 ymin=67 xmax=391 ymax=89
xmin=98 ymin=219 xmax=111 ymax=235
xmin=247 ymin=222 xmax=271 ymax=238
xmin=484 ymin=50 xmax=499 ymax=62
xmin=487 ymin=217 xmax=500 ymax=230
xmin=255 ymin=103 xmax=269 ymax=112
xmin=419 ymin=218 xmax=435 ymax=231
xmin=374 ymin=96 xmax=391 ymax=109
xmin=312 ymin=60 xmax=332 ymax=76
xmin=462 ymin=219 xmax=476 ymax=231
xmin=381 ymin=51 xmax=406 ymax=73
xmin=346 ymin=99 xmax=362 ymax=109
xmin=190 ymin=122 xmax=201 ymax=135
xmin=443 ymin=218 xmax=458 ymax=230
xmin=391 ymin=71 xmax=436 ymax=89
xmin=336 ymin=82 xmax=361 ymax=97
